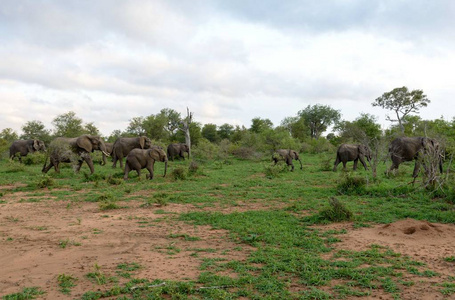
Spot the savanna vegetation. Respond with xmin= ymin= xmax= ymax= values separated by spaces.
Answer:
xmin=1 ymin=87 xmax=455 ymax=299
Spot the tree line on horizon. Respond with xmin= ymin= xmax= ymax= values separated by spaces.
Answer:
xmin=1 ymin=86 xmax=454 ymax=157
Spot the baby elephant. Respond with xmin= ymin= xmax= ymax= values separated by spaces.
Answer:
xmin=333 ymin=144 xmax=371 ymax=171
xmin=272 ymin=149 xmax=303 ymax=171
xmin=124 ymin=147 xmax=168 ymax=180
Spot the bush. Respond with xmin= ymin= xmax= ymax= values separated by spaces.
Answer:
xmin=171 ymin=167 xmax=187 ymax=180
xmin=319 ymin=197 xmax=353 ymax=222
xmin=5 ymin=160 xmax=25 ymax=173
xmin=263 ymin=162 xmax=288 ymax=179
xmin=23 ymin=152 xmax=47 ymax=165
xmin=188 ymin=161 xmax=199 ymax=175
xmin=36 ymin=175 xmax=54 ymax=189
xmin=192 ymin=138 xmax=219 ymax=161
xmin=337 ymin=173 xmax=367 ymax=195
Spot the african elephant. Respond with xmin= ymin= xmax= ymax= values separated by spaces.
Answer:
xmin=124 ymin=147 xmax=168 ymax=180
xmin=272 ymin=149 xmax=303 ymax=171
xmin=42 ymin=135 xmax=109 ymax=175
xmin=167 ymin=143 xmax=190 ymax=161
xmin=111 ymin=136 xmax=153 ymax=168
xmin=333 ymin=144 xmax=371 ymax=171
xmin=388 ymin=136 xmax=443 ymax=178
xmin=101 ymin=142 xmax=114 ymax=165
xmin=9 ymin=139 xmax=46 ymax=162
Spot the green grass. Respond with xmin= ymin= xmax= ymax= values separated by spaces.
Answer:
xmin=2 ymin=287 xmax=45 ymax=299
xmin=1 ymin=154 xmax=455 ymax=299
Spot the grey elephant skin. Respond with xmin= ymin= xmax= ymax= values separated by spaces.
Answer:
xmin=167 ymin=143 xmax=189 ymax=161
xmin=42 ymin=135 xmax=109 ymax=175
xmin=9 ymin=139 xmax=46 ymax=162
xmin=388 ymin=136 xmax=443 ymax=177
xmin=272 ymin=149 xmax=303 ymax=171
xmin=111 ymin=136 xmax=152 ymax=168
xmin=333 ymin=144 xmax=371 ymax=171
xmin=101 ymin=142 xmax=114 ymax=165
xmin=124 ymin=147 xmax=168 ymax=180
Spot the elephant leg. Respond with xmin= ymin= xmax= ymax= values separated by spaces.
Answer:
xmin=75 ymin=160 xmax=83 ymax=172
xmin=146 ymin=164 xmax=154 ymax=180
xmin=112 ymin=154 xmax=118 ymax=168
xmin=124 ymin=164 xmax=131 ymax=180
xmin=286 ymin=158 xmax=294 ymax=171
xmin=412 ymin=160 xmax=421 ymax=178
xmin=359 ymin=157 xmax=368 ymax=170
xmin=42 ymin=161 xmax=54 ymax=173
xmin=80 ymin=153 xmax=94 ymax=174
xmin=342 ymin=161 xmax=347 ymax=170
xmin=333 ymin=156 xmax=340 ymax=171
xmin=353 ymin=159 xmax=358 ymax=170
xmin=119 ymin=157 xmax=124 ymax=169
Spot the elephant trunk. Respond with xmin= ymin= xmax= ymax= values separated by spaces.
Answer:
xmin=42 ymin=154 xmax=49 ymax=173
xmin=298 ymin=159 xmax=303 ymax=170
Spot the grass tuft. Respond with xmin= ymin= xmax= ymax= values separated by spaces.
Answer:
xmin=319 ymin=197 xmax=353 ymax=222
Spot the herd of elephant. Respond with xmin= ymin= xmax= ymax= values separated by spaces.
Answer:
xmin=8 ymin=136 xmax=189 ymax=180
xmin=274 ymin=136 xmax=443 ymax=178
xmin=9 ymin=135 xmax=443 ymax=180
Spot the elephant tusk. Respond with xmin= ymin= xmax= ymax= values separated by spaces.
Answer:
xmin=102 ymin=151 xmax=110 ymax=157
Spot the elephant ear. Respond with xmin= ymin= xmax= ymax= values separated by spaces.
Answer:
xmin=139 ymin=137 xmax=145 ymax=149
xmin=77 ymin=136 xmax=93 ymax=153
xmin=148 ymin=148 xmax=158 ymax=159
xmin=33 ymin=139 xmax=40 ymax=151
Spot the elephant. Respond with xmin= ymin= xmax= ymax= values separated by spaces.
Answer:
xmin=9 ymin=139 xmax=46 ymax=162
xmin=388 ymin=136 xmax=443 ymax=178
xmin=124 ymin=147 xmax=168 ymax=180
xmin=167 ymin=143 xmax=190 ymax=161
xmin=111 ymin=136 xmax=153 ymax=168
xmin=101 ymin=142 xmax=114 ymax=165
xmin=333 ymin=144 xmax=371 ymax=171
xmin=42 ymin=135 xmax=109 ymax=175
xmin=272 ymin=149 xmax=303 ymax=171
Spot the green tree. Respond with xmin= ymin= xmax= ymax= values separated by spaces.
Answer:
xmin=298 ymin=104 xmax=341 ymax=139
xmin=83 ymin=122 xmax=101 ymax=136
xmin=201 ymin=123 xmax=220 ymax=143
xmin=280 ymin=116 xmax=309 ymax=140
xmin=0 ymin=128 xmax=19 ymax=142
xmin=372 ymin=86 xmax=430 ymax=133
xmin=20 ymin=120 xmax=51 ymax=144
xmin=335 ymin=113 xmax=382 ymax=143
xmin=217 ymin=123 xmax=234 ymax=140
xmin=52 ymin=111 xmax=85 ymax=137
xmin=125 ymin=117 xmax=146 ymax=136
xmin=107 ymin=129 xmax=122 ymax=143
xmin=250 ymin=117 xmax=273 ymax=134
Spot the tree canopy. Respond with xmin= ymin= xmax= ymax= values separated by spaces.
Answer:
xmin=372 ymin=86 xmax=430 ymax=133
xmin=298 ymin=104 xmax=341 ymax=139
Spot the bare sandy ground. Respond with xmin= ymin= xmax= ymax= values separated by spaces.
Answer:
xmin=1 ymin=188 xmax=455 ymax=299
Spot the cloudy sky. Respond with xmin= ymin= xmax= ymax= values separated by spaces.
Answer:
xmin=1 ymin=0 xmax=454 ymax=137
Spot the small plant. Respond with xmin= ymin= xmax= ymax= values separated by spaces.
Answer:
xmin=319 ymin=197 xmax=353 ymax=222
xmin=86 ymin=263 xmax=107 ymax=285
xmin=106 ymin=175 xmax=123 ymax=185
xmin=171 ymin=167 xmax=187 ymax=180
xmin=35 ymin=175 xmax=54 ymax=189
xmin=263 ymin=162 xmax=288 ymax=179
xmin=188 ymin=161 xmax=199 ymax=175
xmin=99 ymin=200 xmax=120 ymax=211
xmin=5 ymin=160 xmax=25 ymax=173
xmin=57 ymin=273 xmax=78 ymax=294
xmin=337 ymin=173 xmax=367 ymax=195
xmin=2 ymin=287 xmax=45 ymax=299
xmin=117 ymin=262 xmax=142 ymax=272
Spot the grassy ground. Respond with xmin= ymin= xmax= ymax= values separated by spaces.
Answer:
xmin=1 ymin=152 xmax=455 ymax=299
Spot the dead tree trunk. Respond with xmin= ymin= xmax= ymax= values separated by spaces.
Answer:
xmin=179 ymin=107 xmax=193 ymax=158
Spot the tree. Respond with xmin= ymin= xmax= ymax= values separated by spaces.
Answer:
xmin=298 ymin=104 xmax=341 ymax=139
xmin=125 ymin=117 xmax=146 ymax=136
xmin=0 ymin=128 xmax=19 ymax=142
xmin=217 ymin=123 xmax=234 ymax=140
xmin=107 ymin=129 xmax=122 ymax=143
xmin=201 ymin=123 xmax=219 ymax=143
xmin=335 ymin=113 xmax=382 ymax=143
xmin=21 ymin=120 xmax=51 ymax=144
xmin=250 ymin=117 xmax=273 ymax=134
xmin=372 ymin=86 xmax=430 ymax=133
xmin=83 ymin=122 xmax=101 ymax=136
xmin=52 ymin=111 xmax=85 ymax=137
xmin=178 ymin=108 xmax=193 ymax=153
xmin=280 ymin=116 xmax=309 ymax=140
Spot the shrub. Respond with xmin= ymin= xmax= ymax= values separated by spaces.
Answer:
xmin=5 ymin=160 xmax=25 ymax=173
xmin=106 ymin=175 xmax=123 ymax=185
xmin=337 ymin=173 xmax=367 ymax=195
xmin=188 ymin=161 xmax=199 ymax=175
xmin=263 ymin=162 xmax=288 ymax=179
xmin=36 ymin=175 xmax=54 ymax=189
xmin=23 ymin=152 xmax=47 ymax=165
xmin=171 ymin=167 xmax=187 ymax=180
xmin=319 ymin=197 xmax=353 ymax=222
